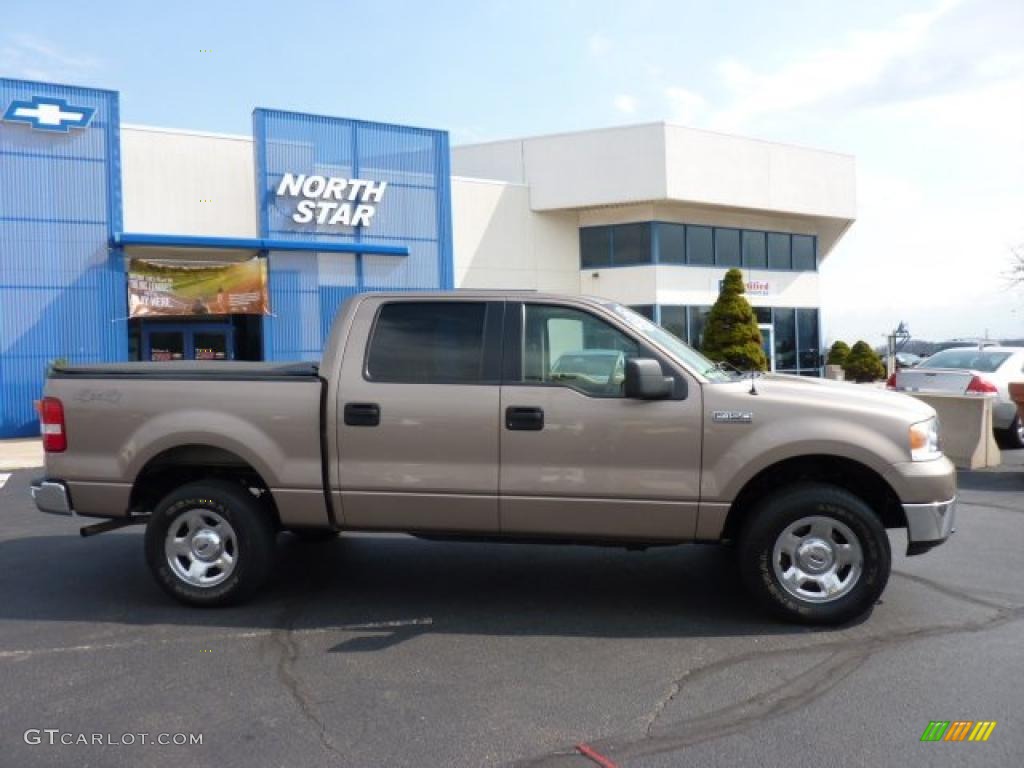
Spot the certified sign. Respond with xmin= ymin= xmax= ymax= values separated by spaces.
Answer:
xmin=276 ymin=173 xmax=387 ymax=227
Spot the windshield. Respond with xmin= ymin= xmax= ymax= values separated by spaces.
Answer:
xmin=603 ymin=303 xmax=733 ymax=382
xmin=919 ymin=349 xmax=1011 ymax=373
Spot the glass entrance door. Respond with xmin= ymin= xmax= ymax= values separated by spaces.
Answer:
xmin=759 ymin=324 xmax=775 ymax=371
xmin=142 ymin=323 xmax=234 ymax=361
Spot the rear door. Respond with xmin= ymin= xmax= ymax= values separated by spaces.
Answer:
xmin=498 ymin=300 xmax=702 ymax=540
xmin=335 ymin=298 xmax=503 ymax=533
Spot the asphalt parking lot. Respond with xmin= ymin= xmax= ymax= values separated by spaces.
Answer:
xmin=1 ymin=459 xmax=1022 ymax=768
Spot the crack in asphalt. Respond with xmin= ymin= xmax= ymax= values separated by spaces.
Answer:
xmin=518 ymin=567 xmax=1024 ymax=766
xmin=265 ymin=594 xmax=348 ymax=765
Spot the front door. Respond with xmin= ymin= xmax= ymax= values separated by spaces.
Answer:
xmin=335 ymin=298 xmax=504 ymax=533
xmin=499 ymin=301 xmax=702 ymax=540
xmin=142 ymin=322 xmax=234 ymax=361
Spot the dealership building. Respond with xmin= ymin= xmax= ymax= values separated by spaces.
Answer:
xmin=0 ymin=77 xmax=855 ymax=437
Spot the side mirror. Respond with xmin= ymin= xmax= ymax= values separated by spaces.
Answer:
xmin=624 ymin=358 xmax=672 ymax=400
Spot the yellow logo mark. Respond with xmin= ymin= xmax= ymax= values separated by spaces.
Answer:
xmin=968 ymin=721 xmax=997 ymax=742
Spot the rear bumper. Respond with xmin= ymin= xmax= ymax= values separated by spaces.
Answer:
xmin=904 ymin=496 xmax=956 ymax=556
xmin=30 ymin=479 xmax=74 ymax=516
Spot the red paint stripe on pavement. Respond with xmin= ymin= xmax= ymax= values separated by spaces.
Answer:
xmin=576 ymin=742 xmax=619 ymax=768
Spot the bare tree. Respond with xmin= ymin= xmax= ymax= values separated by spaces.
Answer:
xmin=1011 ymin=243 xmax=1024 ymax=287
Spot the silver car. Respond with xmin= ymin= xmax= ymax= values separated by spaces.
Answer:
xmin=889 ymin=346 xmax=1024 ymax=448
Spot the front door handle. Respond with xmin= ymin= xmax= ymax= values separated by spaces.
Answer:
xmin=344 ymin=402 xmax=380 ymax=427
xmin=505 ymin=406 xmax=544 ymax=431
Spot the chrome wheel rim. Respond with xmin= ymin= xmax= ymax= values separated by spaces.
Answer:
xmin=1016 ymin=418 xmax=1024 ymax=444
xmin=165 ymin=509 xmax=237 ymax=588
xmin=772 ymin=515 xmax=863 ymax=603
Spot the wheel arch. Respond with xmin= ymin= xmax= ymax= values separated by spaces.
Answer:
xmin=721 ymin=454 xmax=906 ymax=542
xmin=129 ymin=444 xmax=280 ymax=527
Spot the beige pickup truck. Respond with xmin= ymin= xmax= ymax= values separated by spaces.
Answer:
xmin=32 ymin=292 xmax=957 ymax=624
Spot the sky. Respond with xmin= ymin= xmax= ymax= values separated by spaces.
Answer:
xmin=3 ymin=0 xmax=1023 ymax=345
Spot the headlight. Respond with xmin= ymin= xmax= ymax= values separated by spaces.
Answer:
xmin=910 ymin=417 xmax=942 ymax=461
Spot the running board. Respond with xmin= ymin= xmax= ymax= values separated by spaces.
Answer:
xmin=80 ymin=516 xmax=149 ymax=537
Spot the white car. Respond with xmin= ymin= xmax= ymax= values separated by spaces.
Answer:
xmin=888 ymin=346 xmax=1024 ymax=448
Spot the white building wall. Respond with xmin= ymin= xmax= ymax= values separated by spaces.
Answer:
xmin=662 ymin=125 xmax=855 ymax=221
xmin=121 ymin=126 xmax=258 ymax=238
xmin=451 ymin=177 xmax=579 ymax=293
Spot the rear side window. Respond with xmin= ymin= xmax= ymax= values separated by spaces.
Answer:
xmin=366 ymin=302 xmax=487 ymax=383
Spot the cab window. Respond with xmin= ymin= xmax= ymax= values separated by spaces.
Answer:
xmin=520 ymin=304 xmax=640 ymax=397
xmin=366 ymin=301 xmax=487 ymax=383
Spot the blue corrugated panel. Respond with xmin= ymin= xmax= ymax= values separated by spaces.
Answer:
xmin=254 ymin=109 xmax=453 ymax=361
xmin=0 ymin=79 xmax=125 ymax=437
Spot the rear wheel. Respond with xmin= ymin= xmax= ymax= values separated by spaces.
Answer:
xmin=145 ymin=479 xmax=276 ymax=606
xmin=738 ymin=483 xmax=890 ymax=625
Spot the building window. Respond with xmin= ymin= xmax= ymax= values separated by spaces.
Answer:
xmin=792 ymin=235 xmax=816 ymax=271
xmin=581 ymin=223 xmax=816 ymax=272
xmin=687 ymin=305 xmax=713 ymax=349
xmin=715 ymin=228 xmax=741 ymax=267
xmin=660 ymin=305 xmax=687 ymax=341
xmin=657 ymin=223 xmax=686 ymax=264
xmin=742 ymin=231 xmax=767 ymax=269
xmin=797 ymin=308 xmax=820 ymax=371
xmin=754 ymin=306 xmax=772 ymax=325
xmin=613 ymin=223 xmax=652 ymax=266
xmin=773 ymin=307 xmax=797 ymax=371
xmin=366 ymin=301 xmax=487 ymax=383
xmin=629 ymin=304 xmax=656 ymax=321
xmin=580 ymin=227 xmax=612 ymax=269
xmin=767 ymin=233 xmax=792 ymax=270
xmin=687 ymin=226 xmax=714 ymax=266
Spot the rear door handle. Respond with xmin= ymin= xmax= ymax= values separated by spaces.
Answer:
xmin=505 ymin=406 xmax=544 ymax=431
xmin=344 ymin=402 xmax=380 ymax=427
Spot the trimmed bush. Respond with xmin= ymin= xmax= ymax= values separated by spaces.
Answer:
xmin=702 ymin=268 xmax=768 ymax=371
xmin=826 ymin=340 xmax=851 ymax=366
xmin=842 ymin=340 xmax=886 ymax=382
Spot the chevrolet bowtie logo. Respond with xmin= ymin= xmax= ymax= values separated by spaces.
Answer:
xmin=2 ymin=96 xmax=96 ymax=132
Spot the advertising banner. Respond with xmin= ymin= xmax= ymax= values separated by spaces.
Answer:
xmin=127 ymin=257 xmax=269 ymax=317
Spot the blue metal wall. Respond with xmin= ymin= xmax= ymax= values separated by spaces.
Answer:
xmin=254 ymin=109 xmax=453 ymax=361
xmin=0 ymin=79 xmax=125 ymax=437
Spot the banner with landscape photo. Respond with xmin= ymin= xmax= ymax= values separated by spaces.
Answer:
xmin=127 ymin=257 xmax=270 ymax=317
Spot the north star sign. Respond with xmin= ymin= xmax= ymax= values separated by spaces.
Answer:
xmin=276 ymin=173 xmax=388 ymax=227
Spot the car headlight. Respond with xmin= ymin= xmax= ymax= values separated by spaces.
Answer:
xmin=910 ymin=416 xmax=942 ymax=461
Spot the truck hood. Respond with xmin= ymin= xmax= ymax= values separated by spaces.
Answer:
xmin=709 ymin=373 xmax=936 ymax=423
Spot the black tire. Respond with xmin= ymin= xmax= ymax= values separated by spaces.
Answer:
xmin=998 ymin=416 xmax=1024 ymax=450
xmin=737 ymin=483 xmax=891 ymax=625
xmin=145 ymin=479 xmax=276 ymax=606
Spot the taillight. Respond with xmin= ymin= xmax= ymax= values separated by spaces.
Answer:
xmin=886 ymin=373 xmax=897 ymax=389
xmin=966 ymin=375 xmax=998 ymax=394
xmin=38 ymin=396 xmax=67 ymax=452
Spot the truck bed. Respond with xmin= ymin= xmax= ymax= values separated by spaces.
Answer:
xmin=43 ymin=360 xmax=329 ymax=525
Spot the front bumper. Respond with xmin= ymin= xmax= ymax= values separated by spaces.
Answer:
xmin=904 ymin=496 xmax=956 ymax=556
xmin=30 ymin=479 xmax=74 ymax=516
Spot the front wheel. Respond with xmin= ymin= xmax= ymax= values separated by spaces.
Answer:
xmin=738 ymin=483 xmax=891 ymax=625
xmin=145 ymin=479 xmax=276 ymax=606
